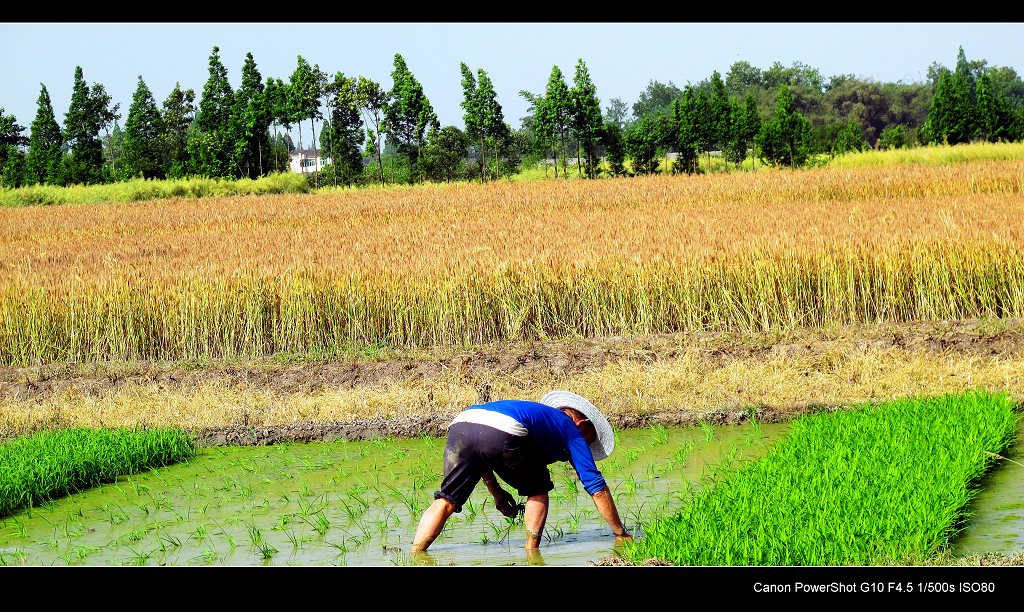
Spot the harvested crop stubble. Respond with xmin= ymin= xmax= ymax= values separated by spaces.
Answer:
xmin=624 ymin=391 xmax=1021 ymax=566
xmin=0 ymin=427 xmax=196 ymax=517
xmin=1 ymin=160 xmax=1024 ymax=364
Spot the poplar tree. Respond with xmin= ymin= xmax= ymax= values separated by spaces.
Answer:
xmin=64 ymin=67 xmax=118 ymax=185
xmin=521 ymin=89 xmax=555 ymax=178
xmin=356 ymin=76 xmax=389 ymax=186
xmin=542 ymin=65 xmax=572 ymax=179
xmin=120 ymin=76 xmax=165 ymax=180
xmin=288 ymin=55 xmax=319 ymax=174
xmin=24 ymin=84 xmax=64 ymax=185
xmin=475 ymin=69 xmax=506 ymax=182
xmin=265 ymin=78 xmax=290 ymax=173
xmin=602 ymin=119 xmax=626 ymax=177
xmin=102 ymin=121 xmax=124 ymax=181
xmin=571 ymin=59 xmax=602 ymax=179
xmin=161 ymin=82 xmax=195 ymax=178
xmin=0 ymin=107 xmax=27 ymax=171
xmin=624 ymin=115 xmax=660 ymax=175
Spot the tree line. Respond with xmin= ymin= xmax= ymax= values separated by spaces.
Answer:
xmin=2 ymin=46 xmax=1023 ymax=190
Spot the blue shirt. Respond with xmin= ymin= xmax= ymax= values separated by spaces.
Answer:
xmin=465 ymin=399 xmax=607 ymax=495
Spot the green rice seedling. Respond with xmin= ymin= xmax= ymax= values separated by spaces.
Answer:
xmin=124 ymin=545 xmax=152 ymax=566
xmin=159 ymin=533 xmax=181 ymax=550
xmin=247 ymin=524 xmax=277 ymax=559
xmin=9 ymin=516 xmax=27 ymax=537
xmin=698 ymin=420 xmax=714 ymax=442
xmin=650 ymin=424 xmax=669 ymax=446
xmin=210 ymin=519 xmax=235 ymax=549
xmin=285 ymin=529 xmax=302 ymax=549
xmin=326 ymin=539 xmax=348 ymax=555
xmin=191 ymin=523 xmax=208 ymax=542
xmin=626 ymin=391 xmax=1020 ymax=566
xmin=559 ymin=473 xmax=579 ymax=497
xmin=625 ymin=474 xmax=638 ymax=495
xmin=192 ymin=549 xmax=218 ymax=564
xmin=301 ymin=511 xmax=330 ymax=537
xmin=462 ymin=497 xmax=481 ymax=522
xmin=545 ymin=522 xmax=565 ymax=543
xmin=0 ymin=428 xmax=195 ymax=519
xmin=74 ymin=544 xmax=100 ymax=560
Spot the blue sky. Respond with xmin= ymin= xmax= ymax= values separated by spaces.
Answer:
xmin=2 ymin=23 xmax=1023 ymax=141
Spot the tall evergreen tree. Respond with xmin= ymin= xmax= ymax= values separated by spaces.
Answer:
xmin=571 ymin=59 xmax=602 ymax=179
xmin=673 ymin=87 xmax=703 ymax=174
xmin=385 ymin=54 xmax=438 ymax=182
xmin=120 ymin=76 xmax=165 ymax=180
xmin=320 ymin=73 xmax=365 ymax=186
xmin=24 ymin=84 xmax=64 ymax=185
xmin=189 ymin=46 xmax=235 ymax=177
xmin=459 ymin=63 xmax=483 ymax=180
xmin=691 ymin=88 xmax=714 ymax=171
xmin=64 ymin=67 xmax=118 ymax=185
xmin=733 ymin=93 xmax=762 ymax=169
xmin=757 ymin=85 xmax=814 ymax=167
xmin=160 ymin=83 xmax=196 ymax=178
xmin=709 ymin=71 xmax=733 ymax=170
xmin=233 ymin=52 xmax=272 ymax=179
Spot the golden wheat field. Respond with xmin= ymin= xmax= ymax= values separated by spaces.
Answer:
xmin=2 ymin=159 xmax=1023 ymax=365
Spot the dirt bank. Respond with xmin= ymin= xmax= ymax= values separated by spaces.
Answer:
xmin=3 ymin=318 xmax=1022 ymax=442
xmin=3 ymin=318 xmax=1022 ymax=403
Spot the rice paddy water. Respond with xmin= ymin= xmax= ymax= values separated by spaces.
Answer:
xmin=0 ymin=422 xmax=787 ymax=566
xmin=952 ymin=420 xmax=1024 ymax=556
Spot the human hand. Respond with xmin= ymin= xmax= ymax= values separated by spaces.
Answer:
xmin=494 ymin=489 xmax=523 ymax=519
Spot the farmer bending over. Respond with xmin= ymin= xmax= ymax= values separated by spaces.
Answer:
xmin=411 ymin=391 xmax=631 ymax=552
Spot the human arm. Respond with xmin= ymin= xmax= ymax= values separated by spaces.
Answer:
xmin=591 ymin=486 xmax=632 ymax=541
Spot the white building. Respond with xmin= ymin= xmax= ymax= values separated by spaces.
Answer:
xmin=288 ymin=148 xmax=331 ymax=173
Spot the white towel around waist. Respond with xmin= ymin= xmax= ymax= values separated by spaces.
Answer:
xmin=449 ymin=408 xmax=528 ymax=437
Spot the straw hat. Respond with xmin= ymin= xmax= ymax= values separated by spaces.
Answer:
xmin=540 ymin=390 xmax=615 ymax=461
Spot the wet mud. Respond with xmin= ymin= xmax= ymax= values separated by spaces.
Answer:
xmin=188 ymin=403 xmax=837 ymax=447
